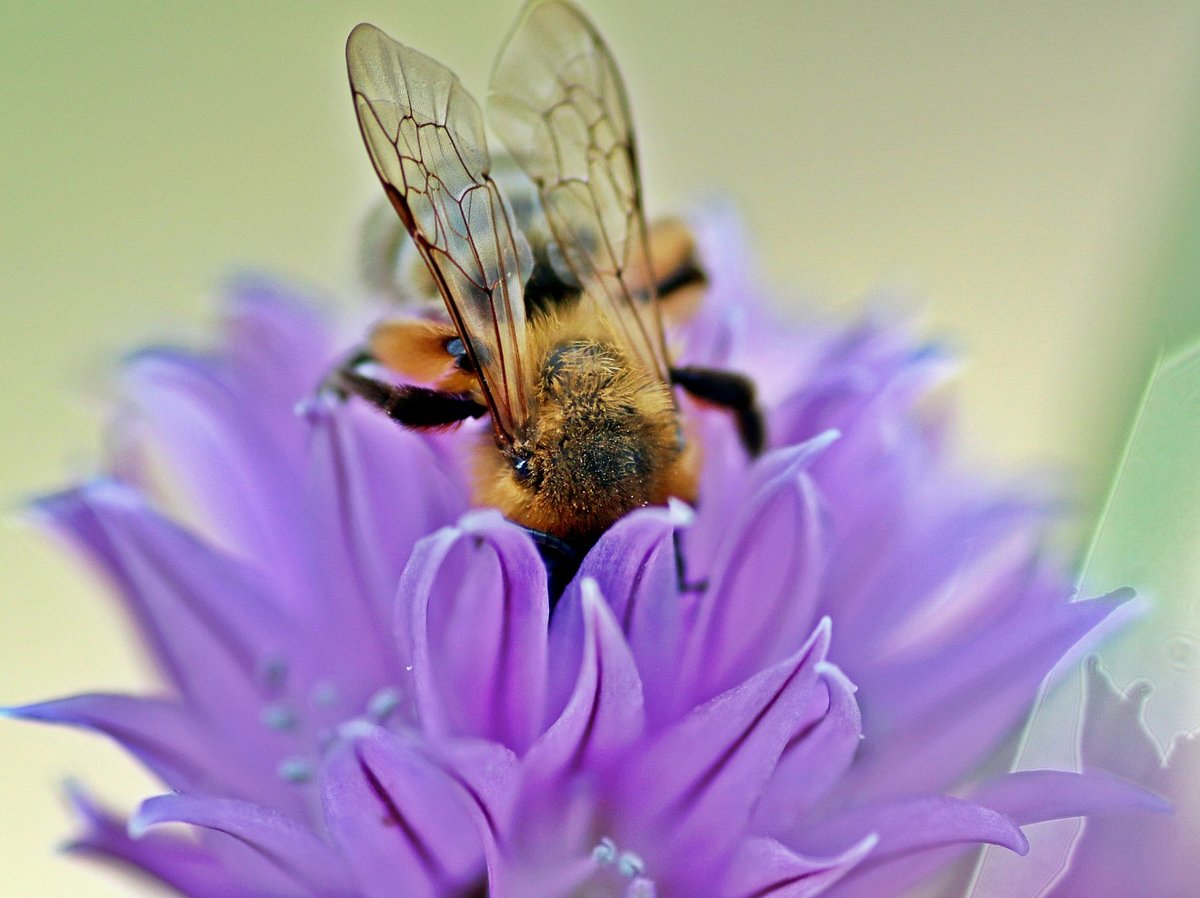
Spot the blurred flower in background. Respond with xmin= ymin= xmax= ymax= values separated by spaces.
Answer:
xmin=3 ymin=212 xmax=1173 ymax=896
xmin=970 ymin=337 xmax=1200 ymax=898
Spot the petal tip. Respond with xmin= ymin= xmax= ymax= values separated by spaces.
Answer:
xmin=457 ymin=507 xmax=512 ymax=533
xmin=666 ymin=497 xmax=696 ymax=525
xmin=580 ymin=576 xmax=605 ymax=607
xmin=126 ymin=807 xmax=153 ymax=841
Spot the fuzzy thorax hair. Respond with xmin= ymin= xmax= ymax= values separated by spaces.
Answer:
xmin=475 ymin=299 xmax=694 ymax=541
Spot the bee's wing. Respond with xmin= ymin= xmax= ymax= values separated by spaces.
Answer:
xmin=347 ymin=23 xmax=533 ymax=443
xmin=489 ymin=0 xmax=670 ymax=383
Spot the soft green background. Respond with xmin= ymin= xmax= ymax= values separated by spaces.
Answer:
xmin=3 ymin=2 xmax=1200 ymax=895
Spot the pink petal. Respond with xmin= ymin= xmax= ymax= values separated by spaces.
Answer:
xmin=30 ymin=484 xmax=295 ymax=752
xmin=403 ymin=511 xmax=548 ymax=753
xmin=301 ymin=396 xmax=464 ymax=681
xmin=119 ymin=350 xmax=312 ymax=597
xmin=848 ymin=589 xmax=1131 ymax=799
xmin=320 ymin=725 xmax=486 ymax=898
xmin=679 ymin=436 xmax=834 ymax=707
xmin=795 ymin=794 xmax=1027 ymax=868
xmin=972 ymin=769 xmax=1169 ymax=823
xmin=621 ymin=619 xmax=832 ymax=874
xmin=220 ymin=275 xmax=334 ymax=415
xmin=131 ymin=792 xmax=352 ymax=895
xmin=573 ymin=506 xmax=684 ymax=728
xmin=753 ymin=664 xmax=863 ymax=832
xmin=5 ymin=694 xmax=211 ymax=794
xmin=525 ymin=580 xmax=645 ymax=781
xmin=725 ymin=834 xmax=876 ymax=898
xmin=63 ymin=784 xmax=253 ymax=898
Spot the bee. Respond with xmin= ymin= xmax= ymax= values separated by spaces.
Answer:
xmin=336 ymin=0 xmax=763 ymax=592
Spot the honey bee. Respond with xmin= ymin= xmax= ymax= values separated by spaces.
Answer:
xmin=336 ymin=0 xmax=763 ymax=591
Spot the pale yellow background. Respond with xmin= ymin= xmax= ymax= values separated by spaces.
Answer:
xmin=3 ymin=2 xmax=1200 ymax=895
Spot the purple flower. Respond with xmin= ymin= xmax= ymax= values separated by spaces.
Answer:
xmin=5 ymin=212 xmax=1162 ymax=897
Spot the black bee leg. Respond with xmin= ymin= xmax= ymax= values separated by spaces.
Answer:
xmin=521 ymin=527 xmax=588 ymax=611
xmin=318 ymin=347 xmax=375 ymax=399
xmin=673 ymin=528 xmax=708 ymax=594
xmin=669 ymin=365 xmax=765 ymax=456
xmin=333 ymin=366 xmax=487 ymax=429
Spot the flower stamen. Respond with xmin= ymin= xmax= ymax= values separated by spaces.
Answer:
xmin=366 ymin=686 xmax=402 ymax=722
xmin=277 ymin=757 xmax=314 ymax=784
xmin=592 ymin=836 xmax=618 ymax=865
xmin=260 ymin=704 xmax=298 ymax=732
xmin=616 ymin=851 xmax=645 ymax=878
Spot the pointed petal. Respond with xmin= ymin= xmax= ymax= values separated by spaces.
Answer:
xmin=118 ymin=349 xmax=312 ymax=595
xmin=434 ymin=737 xmax=522 ymax=843
xmin=28 ymin=483 xmax=318 ymax=817
xmin=300 ymin=396 xmax=464 ymax=682
xmin=971 ymin=769 xmax=1169 ymax=823
xmin=131 ymin=793 xmax=352 ymax=895
xmin=432 ymin=738 xmax=522 ymax=898
xmin=753 ymin=664 xmax=863 ymax=832
xmin=851 ymin=500 xmax=1049 ymax=663
xmin=682 ymin=412 xmax=753 ymax=580
xmin=63 ymin=785 xmax=257 ymax=898
xmin=320 ymin=725 xmax=486 ymax=898
xmin=115 ymin=279 xmax=332 ymax=604
xmin=773 ymin=320 xmax=946 ymax=459
xmin=404 ymin=511 xmax=548 ymax=753
xmin=680 ymin=438 xmax=833 ymax=706
xmin=220 ymin=274 xmax=334 ymax=413
xmin=526 ymin=580 xmax=645 ymax=781
xmin=31 ymin=482 xmax=286 ymax=714
xmin=4 ymin=694 xmax=211 ymax=793
xmin=850 ymin=588 xmax=1131 ymax=797
xmin=795 ymin=794 xmax=1027 ymax=867
xmin=571 ymin=506 xmax=684 ymax=728
xmin=621 ymin=619 xmax=832 ymax=867
xmin=724 ymin=834 xmax=876 ymax=898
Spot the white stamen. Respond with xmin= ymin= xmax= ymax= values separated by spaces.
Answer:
xmin=592 ymin=836 xmax=618 ymax=865
xmin=312 ymin=681 xmax=338 ymax=707
xmin=260 ymin=704 xmax=297 ymax=732
xmin=617 ymin=851 xmax=645 ymax=878
xmin=277 ymin=757 xmax=313 ymax=783
xmin=367 ymin=687 xmax=402 ymax=721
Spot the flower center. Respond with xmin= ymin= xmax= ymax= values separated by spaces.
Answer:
xmin=254 ymin=657 xmax=405 ymax=785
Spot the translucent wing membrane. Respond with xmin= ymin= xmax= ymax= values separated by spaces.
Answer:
xmin=490 ymin=0 xmax=671 ymax=382
xmin=347 ymin=23 xmax=534 ymax=441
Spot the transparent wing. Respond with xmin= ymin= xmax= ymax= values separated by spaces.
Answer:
xmin=347 ymin=22 xmax=533 ymax=442
xmin=489 ymin=0 xmax=670 ymax=382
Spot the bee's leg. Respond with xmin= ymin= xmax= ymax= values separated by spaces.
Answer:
xmin=318 ymin=346 xmax=374 ymax=398
xmin=521 ymin=527 xmax=586 ymax=610
xmin=333 ymin=366 xmax=487 ymax=429
xmin=669 ymin=365 xmax=765 ymax=456
xmin=672 ymin=528 xmax=708 ymax=594
xmin=654 ymin=252 xmax=707 ymax=300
